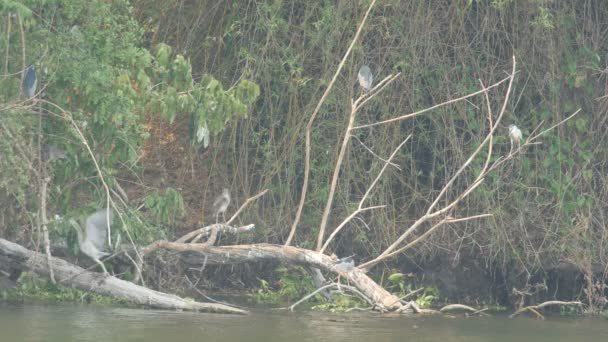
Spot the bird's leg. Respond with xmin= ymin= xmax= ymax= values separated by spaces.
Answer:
xmin=509 ymin=138 xmax=514 ymax=155
xmin=94 ymin=258 xmax=108 ymax=275
xmin=222 ymin=211 xmax=226 ymax=223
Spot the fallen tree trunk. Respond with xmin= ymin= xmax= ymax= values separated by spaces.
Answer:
xmin=0 ymin=238 xmax=246 ymax=315
xmin=143 ymin=241 xmax=403 ymax=311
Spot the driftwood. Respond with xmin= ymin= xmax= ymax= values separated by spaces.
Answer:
xmin=508 ymin=301 xmax=584 ymax=319
xmin=440 ymin=304 xmax=490 ymax=316
xmin=141 ymin=242 xmax=402 ymax=311
xmin=0 ymin=238 xmax=246 ymax=314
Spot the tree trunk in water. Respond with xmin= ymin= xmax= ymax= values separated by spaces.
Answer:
xmin=0 ymin=238 xmax=246 ymax=314
xmin=144 ymin=242 xmax=403 ymax=311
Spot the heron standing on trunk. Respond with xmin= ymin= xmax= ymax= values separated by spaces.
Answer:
xmin=334 ymin=255 xmax=355 ymax=288
xmin=212 ymin=189 xmax=231 ymax=224
xmin=70 ymin=209 xmax=113 ymax=274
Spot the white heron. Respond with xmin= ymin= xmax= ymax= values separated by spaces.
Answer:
xmin=212 ymin=189 xmax=231 ymax=224
xmin=70 ymin=209 xmax=113 ymax=274
xmin=508 ymin=124 xmax=522 ymax=154
xmin=358 ymin=65 xmax=373 ymax=91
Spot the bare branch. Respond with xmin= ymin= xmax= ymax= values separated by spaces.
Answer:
xmin=508 ymin=301 xmax=584 ymax=319
xmin=286 ymin=0 xmax=378 ymax=246
xmin=351 ymin=136 xmax=401 ymax=171
xmin=352 ymin=75 xmax=512 ymax=130
xmin=226 ymin=189 xmax=268 ymax=225
xmin=320 ymin=136 xmax=411 ymax=253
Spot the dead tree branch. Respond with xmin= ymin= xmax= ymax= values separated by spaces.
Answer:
xmin=286 ymin=0 xmax=378 ymax=246
xmin=320 ymin=136 xmax=411 ymax=253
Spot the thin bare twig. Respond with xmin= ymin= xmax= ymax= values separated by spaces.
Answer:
xmin=359 ymin=57 xmax=518 ymax=271
xmin=508 ymin=301 xmax=583 ymax=319
xmin=286 ymin=0 xmax=378 ymax=246
xmin=320 ymin=136 xmax=411 ymax=253
xmin=352 ymin=75 xmax=512 ymax=130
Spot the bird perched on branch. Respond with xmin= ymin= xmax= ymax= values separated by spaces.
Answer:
xmin=22 ymin=64 xmax=37 ymax=99
xmin=358 ymin=65 xmax=373 ymax=91
xmin=212 ymin=188 xmax=231 ymax=224
xmin=70 ymin=209 xmax=113 ymax=274
xmin=508 ymin=124 xmax=522 ymax=154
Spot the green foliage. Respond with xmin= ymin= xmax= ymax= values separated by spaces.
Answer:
xmin=386 ymin=272 xmax=440 ymax=308
xmin=251 ymin=266 xmax=316 ymax=304
xmin=311 ymin=293 xmax=365 ymax=313
xmin=144 ymin=187 xmax=186 ymax=227
xmin=0 ymin=0 xmax=258 ymax=244
xmin=5 ymin=272 xmax=127 ymax=305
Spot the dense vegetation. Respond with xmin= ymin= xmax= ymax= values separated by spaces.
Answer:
xmin=1 ymin=0 xmax=607 ymax=309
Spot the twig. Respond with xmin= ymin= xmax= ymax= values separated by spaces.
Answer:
xmin=320 ymin=136 xmax=411 ymax=253
xmin=40 ymin=176 xmax=55 ymax=283
xmin=351 ymin=135 xmax=401 ymax=171
xmin=226 ymin=189 xmax=268 ymax=225
xmin=39 ymin=100 xmax=144 ymax=275
xmin=315 ymin=98 xmax=358 ymax=250
xmin=289 ymin=284 xmax=335 ymax=311
xmin=352 ymin=75 xmax=512 ymax=130
xmin=286 ymin=0 xmax=378 ymax=246
xmin=359 ymin=56 xmax=519 ymax=271
xmin=4 ymin=14 xmax=11 ymax=77
xmin=509 ymin=301 xmax=583 ymax=319
xmin=440 ymin=304 xmax=490 ymax=316
xmin=176 ymin=224 xmax=255 ymax=244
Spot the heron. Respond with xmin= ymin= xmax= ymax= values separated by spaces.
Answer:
xmin=508 ymin=124 xmax=522 ymax=154
xmin=22 ymin=64 xmax=37 ymax=99
xmin=334 ymin=255 xmax=355 ymax=287
xmin=70 ymin=209 xmax=114 ymax=274
xmin=358 ymin=65 xmax=373 ymax=91
xmin=212 ymin=188 xmax=231 ymax=224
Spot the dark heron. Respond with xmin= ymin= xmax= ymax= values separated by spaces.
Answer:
xmin=508 ymin=124 xmax=522 ymax=153
xmin=70 ymin=209 xmax=113 ymax=274
xmin=212 ymin=188 xmax=231 ymax=223
xmin=334 ymin=255 xmax=355 ymax=287
xmin=22 ymin=64 xmax=37 ymax=99
xmin=334 ymin=255 xmax=355 ymax=273
xmin=358 ymin=65 xmax=373 ymax=91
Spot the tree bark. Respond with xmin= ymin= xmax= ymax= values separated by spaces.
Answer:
xmin=0 ymin=238 xmax=246 ymax=315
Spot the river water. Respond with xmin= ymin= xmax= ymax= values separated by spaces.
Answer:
xmin=0 ymin=302 xmax=607 ymax=341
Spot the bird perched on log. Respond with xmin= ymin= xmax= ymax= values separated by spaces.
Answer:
xmin=212 ymin=188 xmax=231 ymax=224
xmin=22 ymin=64 xmax=37 ymax=99
xmin=358 ymin=65 xmax=373 ymax=91
xmin=334 ymin=255 xmax=355 ymax=273
xmin=508 ymin=124 xmax=522 ymax=154
xmin=70 ymin=209 xmax=113 ymax=274
xmin=333 ymin=255 xmax=355 ymax=288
